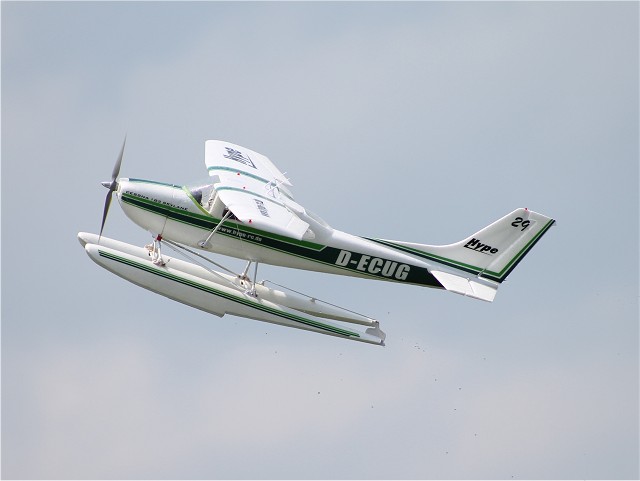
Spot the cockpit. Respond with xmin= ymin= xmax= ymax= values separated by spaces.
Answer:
xmin=185 ymin=179 xmax=330 ymax=235
xmin=188 ymin=182 xmax=213 ymax=206
xmin=186 ymin=180 xmax=230 ymax=218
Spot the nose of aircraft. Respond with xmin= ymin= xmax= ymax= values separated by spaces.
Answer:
xmin=115 ymin=178 xmax=176 ymax=236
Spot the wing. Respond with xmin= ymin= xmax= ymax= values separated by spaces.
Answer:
xmin=205 ymin=140 xmax=310 ymax=240
xmin=205 ymin=139 xmax=291 ymax=187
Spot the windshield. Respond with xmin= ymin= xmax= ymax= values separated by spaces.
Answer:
xmin=186 ymin=180 xmax=215 ymax=206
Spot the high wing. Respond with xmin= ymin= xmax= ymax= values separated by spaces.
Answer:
xmin=204 ymin=140 xmax=310 ymax=240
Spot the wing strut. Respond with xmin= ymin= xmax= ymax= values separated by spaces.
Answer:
xmin=198 ymin=210 xmax=233 ymax=248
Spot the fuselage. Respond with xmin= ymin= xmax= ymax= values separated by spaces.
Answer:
xmin=116 ymin=178 xmax=444 ymax=289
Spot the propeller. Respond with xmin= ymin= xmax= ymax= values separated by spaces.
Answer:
xmin=99 ymin=136 xmax=126 ymax=239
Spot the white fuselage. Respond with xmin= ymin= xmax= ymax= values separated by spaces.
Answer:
xmin=116 ymin=178 xmax=443 ymax=288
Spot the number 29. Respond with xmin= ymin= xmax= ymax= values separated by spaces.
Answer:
xmin=511 ymin=217 xmax=531 ymax=231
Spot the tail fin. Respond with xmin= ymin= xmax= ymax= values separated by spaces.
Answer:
xmin=394 ymin=208 xmax=555 ymax=284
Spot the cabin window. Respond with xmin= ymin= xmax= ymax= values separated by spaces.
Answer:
xmin=188 ymin=183 xmax=215 ymax=207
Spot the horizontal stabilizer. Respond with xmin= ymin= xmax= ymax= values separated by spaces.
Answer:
xmin=430 ymin=270 xmax=498 ymax=302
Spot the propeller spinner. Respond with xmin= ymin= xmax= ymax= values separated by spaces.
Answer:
xmin=99 ymin=136 xmax=126 ymax=239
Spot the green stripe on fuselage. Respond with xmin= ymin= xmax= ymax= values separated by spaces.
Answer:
xmin=121 ymin=192 xmax=323 ymax=250
xmin=120 ymin=193 xmax=442 ymax=288
xmin=365 ymin=238 xmax=484 ymax=277
xmin=366 ymin=218 xmax=556 ymax=283
xmin=128 ymin=178 xmax=182 ymax=189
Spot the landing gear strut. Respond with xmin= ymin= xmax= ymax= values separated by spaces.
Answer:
xmin=239 ymin=260 xmax=259 ymax=298
xmin=146 ymin=235 xmax=166 ymax=266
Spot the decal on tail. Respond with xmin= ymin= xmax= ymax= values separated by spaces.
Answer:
xmin=389 ymin=208 xmax=555 ymax=285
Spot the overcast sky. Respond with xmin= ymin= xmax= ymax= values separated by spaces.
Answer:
xmin=2 ymin=2 xmax=638 ymax=479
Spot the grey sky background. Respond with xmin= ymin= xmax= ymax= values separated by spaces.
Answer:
xmin=2 ymin=2 xmax=638 ymax=479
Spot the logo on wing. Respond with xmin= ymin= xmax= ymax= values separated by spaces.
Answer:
xmin=224 ymin=147 xmax=256 ymax=169
xmin=254 ymin=199 xmax=270 ymax=217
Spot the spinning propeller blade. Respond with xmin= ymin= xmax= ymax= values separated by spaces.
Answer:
xmin=99 ymin=190 xmax=113 ymax=239
xmin=99 ymin=136 xmax=126 ymax=239
xmin=111 ymin=136 xmax=126 ymax=184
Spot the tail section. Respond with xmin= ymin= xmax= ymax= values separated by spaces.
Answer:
xmin=408 ymin=208 xmax=555 ymax=284
xmin=383 ymin=208 xmax=555 ymax=301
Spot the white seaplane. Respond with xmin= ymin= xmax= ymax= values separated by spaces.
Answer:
xmin=79 ymin=139 xmax=555 ymax=346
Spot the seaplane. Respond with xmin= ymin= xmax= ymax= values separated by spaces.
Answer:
xmin=78 ymin=139 xmax=555 ymax=346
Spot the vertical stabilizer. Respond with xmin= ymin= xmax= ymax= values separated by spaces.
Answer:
xmin=388 ymin=208 xmax=555 ymax=284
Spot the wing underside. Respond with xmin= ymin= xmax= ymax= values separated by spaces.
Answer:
xmin=205 ymin=140 xmax=309 ymax=240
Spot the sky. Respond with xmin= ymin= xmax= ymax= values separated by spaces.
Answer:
xmin=2 ymin=2 xmax=638 ymax=479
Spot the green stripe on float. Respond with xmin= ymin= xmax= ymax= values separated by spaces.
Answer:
xmin=98 ymin=249 xmax=360 ymax=338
